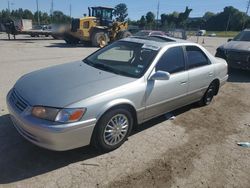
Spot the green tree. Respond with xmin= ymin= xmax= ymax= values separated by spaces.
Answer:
xmin=206 ymin=6 xmax=246 ymax=31
xmin=146 ymin=11 xmax=155 ymax=29
xmin=203 ymin=12 xmax=215 ymax=21
xmin=23 ymin=9 xmax=34 ymax=20
xmin=114 ymin=3 xmax=128 ymax=22
xmin=177 ymin=6 xmax=192 ymax=27
xmin=139 ymin=15 xmax=146 ymax=28
xmin=52 ymin=11 xmax=71 ymax=24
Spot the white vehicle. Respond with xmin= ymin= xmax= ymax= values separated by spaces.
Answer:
xmin=196 ymin=30 xmax=206 ymax=36
xmin=7 ymin=36 xmax=228 ymax=152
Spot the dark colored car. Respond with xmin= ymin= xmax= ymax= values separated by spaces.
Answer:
xmin=215 ymin=29 xmax=250 ymax=70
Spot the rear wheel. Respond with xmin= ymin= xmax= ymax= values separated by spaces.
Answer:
xmin=63 ymin=34 xmax=80 ymax=44
xmin=199 ymin=82 xmax=217 ymax=106
xmin=92 ymin=108 xmax=133 ymax=152
xmin=64 ymin=37 xmax=79 ymax=44
xmin=91 ymin=31 xmax=109 ymax=47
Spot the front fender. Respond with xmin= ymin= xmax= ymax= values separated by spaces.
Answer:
xmin=96 ymin=98 xmax=137 ymax=121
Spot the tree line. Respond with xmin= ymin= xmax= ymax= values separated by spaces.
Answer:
xmin=126 ymin=4 xmax=249 ymax=31
xmin=0 ymin=8 xmax=71 ymax=24
xmin=0 ymin=4 xmax=249 ymax=31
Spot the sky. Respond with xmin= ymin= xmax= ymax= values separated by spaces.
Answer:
xmin=0 ymin=0 xmax=248 ymax=20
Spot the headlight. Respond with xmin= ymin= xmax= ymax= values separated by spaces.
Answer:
xmin=55 ymin=108 xmax=86 ymax=123
xmin=32 ymin=106 xmax=86 ymax=123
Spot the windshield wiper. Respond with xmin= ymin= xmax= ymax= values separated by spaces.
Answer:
xmin=92 ymin=63 xmax=125 ymax=76
xmin=83 ymin=60 xmax=136 ymax=78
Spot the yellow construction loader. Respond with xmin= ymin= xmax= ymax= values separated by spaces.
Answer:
xmin=62 ymin=6 xmax=132 ymax=47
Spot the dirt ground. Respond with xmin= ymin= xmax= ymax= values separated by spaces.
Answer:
xmin=0 ymin=34 xmax=249 ymax=188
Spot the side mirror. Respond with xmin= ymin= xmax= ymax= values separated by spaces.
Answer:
xmin=150 ymin=71 xmax=170 ymax=81
xmin=227 ymin=39 xmax=232 ymax=42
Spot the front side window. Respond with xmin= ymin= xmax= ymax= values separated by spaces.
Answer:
xmin=186 ymin=46 xmax=210 ymax=69
xmin=156 ymin=46 xmax=185 ymax=74
xmin=103 ymin=9 xmax=112 ymax=20
xmin=84 ymin=41 xmax=159 ymax=78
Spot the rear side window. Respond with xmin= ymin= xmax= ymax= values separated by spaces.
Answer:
xmin=83 ymin=21 xmax=89 ymax=29
xmin=186 ymin=46 xmax=210 ymax=69
xmin=156 ymin=46 xmax=185 ymax=74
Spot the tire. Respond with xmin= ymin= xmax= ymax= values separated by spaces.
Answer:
xmin=199 ymin=82 xmax=217 ymax=106
xmin=116 ymin=30 xmax=132 ymax=40
xmin=91 ymin=31 xmax=109 ymax=47
xmin=92 ymin=108 xmax=133 ymax=152
xmin=64 ymin=37 xmax=79 ymax=44
xmin=51 ymin=34 xmax=59 ymax=39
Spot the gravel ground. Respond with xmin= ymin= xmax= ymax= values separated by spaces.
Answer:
xmin=0 ymin=34 xmax=249 ymax=188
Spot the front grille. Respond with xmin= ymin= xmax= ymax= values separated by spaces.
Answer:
xmin=10 ymin=89 xmax=29 ymax=112
xmin=227 ymin=50 xmax=250 ymax=63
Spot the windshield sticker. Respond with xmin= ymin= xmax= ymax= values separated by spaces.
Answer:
xmin=142 ymin=44 xmax=160 ymax=51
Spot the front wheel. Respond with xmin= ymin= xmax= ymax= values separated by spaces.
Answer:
xmin=91 ymin=31 xmax=109 ymax=47
xmin=92 ymin=108 xmax=133 ymax=152
xmin=199 ymin=82 xmax=217 ymax=106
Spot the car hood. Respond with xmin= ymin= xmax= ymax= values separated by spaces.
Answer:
xmin=14 ymin=61 xmax=136 ymax=107
xmin=221 ymin=41 xmax=250 ymax=51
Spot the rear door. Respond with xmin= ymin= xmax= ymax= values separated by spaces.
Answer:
xmin=184 ymin=45 xmax=214 ymax=102
xmin=144 ymin=46 xmax=188 ymax=120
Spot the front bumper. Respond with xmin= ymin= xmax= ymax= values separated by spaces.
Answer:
xmin=6 ymin=91 xmax=96 ymax=151
xmin=217 ymin=49 xmax=250 ymax=70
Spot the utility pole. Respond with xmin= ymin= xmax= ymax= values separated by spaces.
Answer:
xmin=225 ymin=13 xmax=231 ymax=33
xmin=70 ymin=4 xmax=72 ymax=17
xmin=36 ymin=0 xmax=40 ymax=25
xmin=50 ymin=0 xmax=54 ymax=23
xmin=7 ymin=0 xmax=10 ymax=12
xmin=246 ymin=0 xmax=250 ymax=14
xmin=243 ymin=0 xmax=250 ymax=29
xmin=156 ymin=0 xmax=160 ymax=29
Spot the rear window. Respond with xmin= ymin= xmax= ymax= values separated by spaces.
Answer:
xmin=186 ymin=46 xmax=210 ymax=69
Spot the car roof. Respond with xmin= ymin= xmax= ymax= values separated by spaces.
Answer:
xmin=139 ymin=30 xmax=164 ymax=32
xmin=120 ymin=35 xmax=190 ymax=49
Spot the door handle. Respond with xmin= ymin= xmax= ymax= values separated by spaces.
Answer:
xmin=180 ymin=81 xmax=187 ymax=85
xmin=209 ymin=72 xmax=213 ymax=76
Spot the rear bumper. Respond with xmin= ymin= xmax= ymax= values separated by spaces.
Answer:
xmin=220 ymin=75 xmax=228 ymax=87
xmin=6 ymin=91 xmax=96 ymax=151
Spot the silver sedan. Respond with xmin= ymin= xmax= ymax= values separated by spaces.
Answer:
xmin=6 ymin=36 xmax=228 ymax=152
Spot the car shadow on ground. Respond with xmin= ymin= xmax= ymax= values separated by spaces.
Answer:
xmin=228 ymin=69 xmax=250 ymax=83
xmin=0 ymin=104 xmax=197 ymax=184
xmin=46 ymin=42 xmax=97 ymax=48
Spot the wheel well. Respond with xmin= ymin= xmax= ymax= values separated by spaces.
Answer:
xmin=90 ymin=103 xmax=138 ymax=146
xmin=90 ymin=28 xmax=108 ymax=38
xmin=99 ymin=104 xmax=138 ymax=127
xmin=212 ymin=79 xmax=220 ymax=95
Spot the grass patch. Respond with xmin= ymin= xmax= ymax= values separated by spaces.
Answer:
xmin=187 ymin=31 xmax=240 ymax=38
xmin=206 ymin=31 xmax=239 ymax=38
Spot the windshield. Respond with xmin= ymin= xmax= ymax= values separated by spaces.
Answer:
xmin=135 ymin=31 xmax=151 ymax=37
xmin=83 ymin=41 xmax=159 ymax=78
xmin=233 ymin=31 xmax=250 ymax=42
